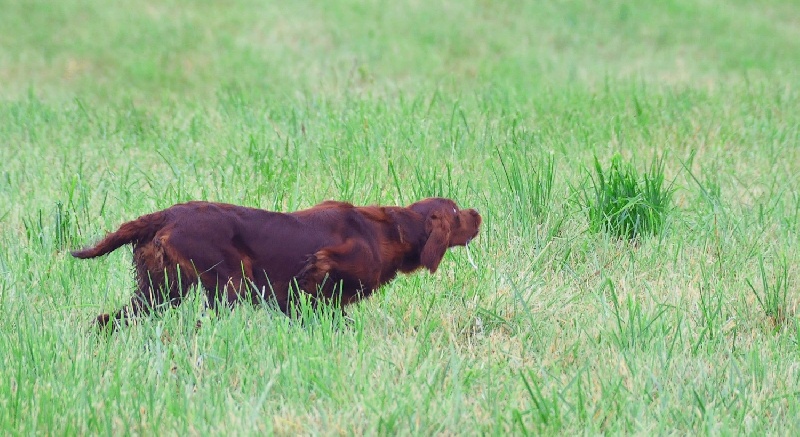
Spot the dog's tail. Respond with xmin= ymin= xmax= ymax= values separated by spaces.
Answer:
xmin=71 ymin=211 xmax=167 ymax=259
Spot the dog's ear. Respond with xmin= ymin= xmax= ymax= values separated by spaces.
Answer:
xmin=421 ymin=212 xmax=451 ymax=273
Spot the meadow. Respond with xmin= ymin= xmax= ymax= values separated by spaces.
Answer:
xmin=2 ymin=0 xmax=800 ymax=434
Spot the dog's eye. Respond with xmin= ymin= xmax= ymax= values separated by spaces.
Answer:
xmin=452 ymin=208 xmax=457 ymax=214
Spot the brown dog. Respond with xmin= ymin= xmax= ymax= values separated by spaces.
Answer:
xmin=72 ymin=197 xmax=481 ymax=328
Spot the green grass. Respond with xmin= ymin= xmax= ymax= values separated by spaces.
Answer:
xmin=585 ymin=154 xmax=673 ymax=240
xmin=2 ymin=0 xmax=800 ymax=434
xmin=746 ymin=255 xmax=791 ymax=329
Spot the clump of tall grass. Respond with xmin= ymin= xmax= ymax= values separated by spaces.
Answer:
xmin=496 ymin=149 xmax=555 ymax=220
xmin=746 ymin=255 xmax=790 ymax=329
xmin=584 ymin=154 xmax=673 ymax=240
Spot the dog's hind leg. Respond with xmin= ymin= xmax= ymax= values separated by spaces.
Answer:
xmin=95 ymin=239 xmax=195 ymax=330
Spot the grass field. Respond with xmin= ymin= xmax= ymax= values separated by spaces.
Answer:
xmin=2 ymin=0 xmax=800 ymax=434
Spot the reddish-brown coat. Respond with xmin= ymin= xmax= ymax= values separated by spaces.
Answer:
xmin=72 ymin=197 xmax=481 ymax=328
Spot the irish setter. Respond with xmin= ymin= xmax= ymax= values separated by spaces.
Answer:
xmin=72 ymin=197 xmax=481 ymax=328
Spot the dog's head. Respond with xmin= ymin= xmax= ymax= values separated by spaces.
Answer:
xmin=409 ymin=197 xmax=482 ymax=272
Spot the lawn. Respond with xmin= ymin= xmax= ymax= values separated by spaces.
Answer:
xmin=2 ymin=0 xmax=800 ymax=434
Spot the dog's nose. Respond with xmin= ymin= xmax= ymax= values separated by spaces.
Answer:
xmin=469 ymin=209 xmax=482 ymax=226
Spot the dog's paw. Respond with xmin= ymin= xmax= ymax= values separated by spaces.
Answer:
xmin=95 ymin=313 xmax=111 ymax=328
xmin=92 ymin=313 xmax=119 ymax=335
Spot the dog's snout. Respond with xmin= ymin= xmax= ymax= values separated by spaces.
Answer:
xmin=468 ymin=209 xmax=482 ymax=225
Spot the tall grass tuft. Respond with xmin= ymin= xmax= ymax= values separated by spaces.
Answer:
xmin=496 ymin=149 xmax=555 ymax=221
xmin=585 ymin=154 xmax=673 ymax=240
xmin=746 ymin=256 xmax=790 ymax=329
